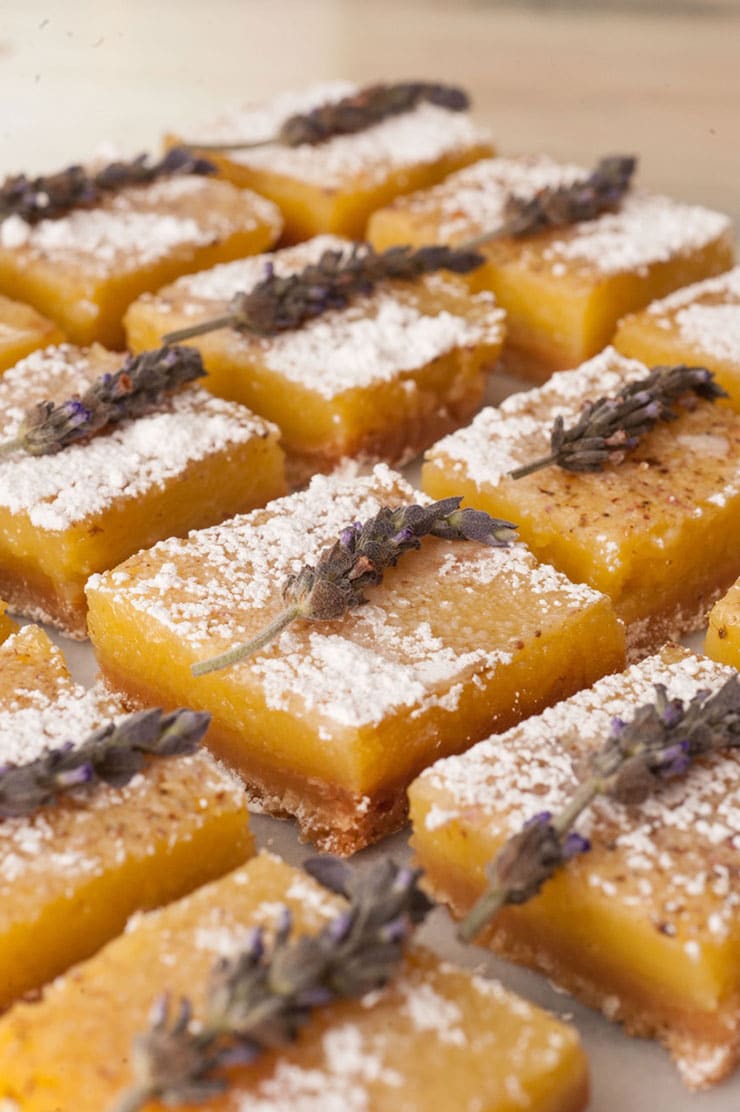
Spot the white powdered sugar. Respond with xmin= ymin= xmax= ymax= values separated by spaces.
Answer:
xmin=419 ymin=647 xmax=740 ymax=943
xmin=192 ymin=80 xmax=490 ymax=188
xmin=146 ymin=236 xmax=504 ymax=399
xmin=0 ymin=345 xmax=275 ymax=531
xmin=639 ymin=267 xmax=740 ymax=367
xmin=426 ymin=346 xmax=740 ymax=562
xmin=0 ymin=680 xmax=119 ymax=768
xmin=398 ymin=154 xmax=731 ymax=276
xmin=0 ymin=174 xmax=280 ymax=272
xmin=646 ymin=265 xmax=740 ymax=315
xmin=427 ymin=346 xmax=648 ymax=486
xmin=90 ymin=463 xmax=603 ymax=729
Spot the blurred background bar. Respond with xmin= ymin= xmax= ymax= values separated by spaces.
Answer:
xmin=0 ymin=0 xmax=738 ymax=225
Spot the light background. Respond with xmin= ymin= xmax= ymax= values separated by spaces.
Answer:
xmin=2 ymin=3 xmax=740 ymax=1110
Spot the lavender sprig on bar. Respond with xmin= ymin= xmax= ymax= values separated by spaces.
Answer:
xmin=161 ymin=242 xmax=484 ymax=343
xmin=0 ymin=345 xmax=206 ymax=457
xmin=459 ymin=675 xmax=740 ymax=942
xmin=111 ymin=857 xmax=433 ymax=1112
xmin=0 ymin=707 xmax=210 ymax=820
xmin=509 ymin=364 xmax=728 ymax=480
xmin=0 ymin=147 xmax=215 ymax=225
xmin=461 ymin=155 xmax=637 ymax=250
xmin=192 ymin=498 xmax=517 ymax=676
xmin=185 ymin=81 xmax=470 ymax=152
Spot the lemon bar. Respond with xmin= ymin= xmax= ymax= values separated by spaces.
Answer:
xmin=171 ymin=80 xmax=493 ymax=242
xmin=615 ymin=266 xmax=740 ymax=409
xmin=0 ymin=172 xmax=282 ymax=347
xmin=0 ymin=624 xmax=253 ymax=1010
xmin=0 ymin=600 xmax=15 ymax=643
xmin=125 ymin=236 xmax=506 ymax=479
xmin=0 ymin=344 xmax=285 ymax=637
xmin=0 ymin=294 xmax=64 ymax=373
xmin=87 ymin=464 xmax=624 ymax=854
xmin=422 ymin=347 xmax=740 ymax=658
xmin=367 ymin=155 xmax=734 ymax=381
xmin=0 ymin=852 xmax=588 ymax=1112
xmin=410 ymin=644 xmax=740 ymax=1089
xmin=705 ymin=577 xmax=740 ymax=669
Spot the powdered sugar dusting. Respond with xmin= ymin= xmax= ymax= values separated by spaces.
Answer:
xmin=0 ymin=175 xmax=280 ymax=273
xmin=0 ymin=345 xmax=276 ymax=530
xmin=140 ymin=236 xmax=504 ymax=399
xmin=418 ymin=646 xmax=740 ymax=945
xmin=636 ymin=268 xmax=740 ymax=368
xmin=390 ymin=154 xmax=730 ymax=277
xmin=425 ymin=346 xmax=740 ymax=582
xmin=191 ymin=81 xmax=490 ymax=189
xmin=89 ymin=463 xmax=604 ymax=729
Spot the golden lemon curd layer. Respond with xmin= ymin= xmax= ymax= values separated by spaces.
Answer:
xmin=0 ymin=344 xmax=285 ymax=638
xmin=0 ymin=600 xmax=16 ymax=643
xmin=125 ymin=236 xmax=506 ymax=481
xmin=367 ymin=155 xmax=734 ymax=383
xmin=0 ymin=174 xmax=282 ymax=347
xmin=168 ymin=80 xmax=494 ymax=243
xmin=0 ymin=851 xmax=588 ymax=1112
xmin=86 ymin=464 xmax=624 ymax=855
xmin=423 ymin=347 xmax=740 ymax=660
xmin=705 ymin=578 xmax=740 ymax=669
xmin=0 ymin=625 xmax=253 ymax=1012
xmin=615 ymin=266 xmax=740 ymax=410
xmin=0 ymin=294 xmax=64 ymax=374
xmin=410 ymin=645 xmax=740 ymax=1090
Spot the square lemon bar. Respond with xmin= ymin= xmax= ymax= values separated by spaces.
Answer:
xmin=0 ymin=852 xmax=589 ymax=1112
xmin=0 ymin=623 xmax=253 ymax=1011
xmin=705 ymin=577 xmax=740 ymax=669
xmin=171 ymin=80 xmax=494 ymax=241
xmin=367 ymin=155 xmax=734 ymax=381
xmin=0 ymin=294 xmax=64 ymax=373
xmin=124 ymin=236 xmax=506 ymax=479
xmin=0 ymin=600 xmax=16 ymax=643
xmin=409 ymin=644 xmax=740 ymax=1089
xmin=0 ymin=170 xmax=282 ymax=347
xmin=0 ymin=344 xmax=285 ymax=637
xmin=422 ymin=347 xmax=740 ymax=658
xmin=87 ymin=464 xmax=624 ymax=854
xmin=615 ymin=266 xmax=740 ymax=409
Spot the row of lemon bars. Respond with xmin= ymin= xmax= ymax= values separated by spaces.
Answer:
xmin=0 ymin=78 xmax=739 ymax=1109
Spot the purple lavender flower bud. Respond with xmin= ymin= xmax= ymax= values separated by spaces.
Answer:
xmin=656 ymin=741 xmax=691 ymax=778
xmin=56 ymin=762 xmax=95 ymax=788
xmin=563 ymin=831 xmax=591 ymax=858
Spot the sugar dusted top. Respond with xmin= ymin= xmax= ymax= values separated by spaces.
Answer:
xmin=0 ymin=850 xmax=583 ymax=1111
xmin=0 ymin=174 xmax=281 ymax=275
xmin=0 ymin=345 xmax=276 ymax=531
xmin=390 ymin=154 xmax=731 ymax=277
xmin=417 ymin=645 xmax=740 ymax=945
xmin=138 ymin=236 xmax=505 ymax=400
xmin=0 ymin=626 xmax=244 ymax=905
xmin=89 ymin=463 xmax=605 ymax=729
xmin=188 ymin=81 xmax=491 ymax=189
xmin=643 ymin=265 xmax=740 ymax=368
xmin=426 ymin=346 xmax=740 ymax=560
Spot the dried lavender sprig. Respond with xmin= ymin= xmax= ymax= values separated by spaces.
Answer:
xmin=0 ymin=345 xmax=206 ymax=457
xmin=0 ymin=147 xmax=215 ymax=225
xmin=459 ymin=674 xmax=740 ymax=942
xmin=0 ymin=707 xmax=210 ymax=820
xmin=508 ymin=364 xmax=728 ymax=480
xmin=161 ymin=242 xmax=485 ymax=344
xmin=461 ymin=155 xmax=636 ymax=251
xmin=185 ymin=81 xmax=469 ymax=152
xmin=191 ymin=498 xmax=517 ymax=676
xmin=111 ymin=857 xmax=433 ymax=1112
